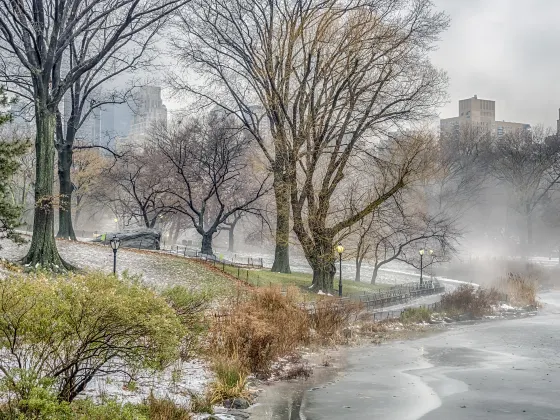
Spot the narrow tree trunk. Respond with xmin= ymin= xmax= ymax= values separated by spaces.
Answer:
xmin=201 ymin=232 xmax=215 ymax=256
xmin=22 ymin=108 xmax=71 ymax=269
xmin=271 ymin=176 xmax=291 ymax=273
xmin=228 ymin=227 xmax=234 ymax=252
xmin=57 ymin=145 xmax=76 ymax=240
xmin=371 ymin=265 xmax=380 ymax=284
xmin=526 ymin=211 xmax=533 ymax=250
xmin=355 ymin=256 xmax=362 ymax=282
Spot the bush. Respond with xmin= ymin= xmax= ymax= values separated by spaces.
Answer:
xmin=209 ymin=286 xmax=309 ymax=374
xmin=162 ymin=286 xmax=209 ymax=360
xmin=0 ymin=272 xmax=184 ymax=403
xmin=440 ymin=284 xmax=499 ymax=317
xmin=144 ymin=394 xmax=191 ymax=420
xmin=400 ymin=307 xmax=432 ymax=324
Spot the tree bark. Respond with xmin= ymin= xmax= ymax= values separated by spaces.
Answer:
xmin=56 ymin=144 xmax=76 ymax=240
xmin=22 ymin=108 xmax=71 ymax=269
xmin=201 ymin=232 xmax=215 ymax=256
xmin=371 ymin=265 xmax=380 ymax=285
xmin=271 ymin=176 xmax=291 ymax=273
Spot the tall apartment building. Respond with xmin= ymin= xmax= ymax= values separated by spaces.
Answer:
xmin=128 ymin=86 xmax=167 ymax=143
xmin=440 ymin=95 xmax=530 ymax=137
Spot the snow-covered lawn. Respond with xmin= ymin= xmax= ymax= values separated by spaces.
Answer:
xmin=0 ymin=237 xmax=234 ymax=295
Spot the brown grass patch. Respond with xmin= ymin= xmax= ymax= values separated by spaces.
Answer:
xmin=308 ymin=298 xmax=362 ymax=343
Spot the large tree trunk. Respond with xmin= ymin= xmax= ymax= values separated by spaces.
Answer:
xmin=271 ymin=176 xmax=291 ymax=273
xmin=371 ymin=265 xmax=380 ymax=284
xmin=311 ymin=259 xmax=336 ymax=293
xmin=22 ymin=108 xmax=71 ymax=269
xmin=201 ymin=232 xmax=215 ymax=256
xmin=56 ymin=144 xmax=76 ymax=240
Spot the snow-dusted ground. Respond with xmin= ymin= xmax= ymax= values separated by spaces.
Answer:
xmin=0 ymin=237 xmax=232 ymax=294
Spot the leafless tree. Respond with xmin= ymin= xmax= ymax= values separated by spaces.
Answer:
xmin=96 ymin=145 xmax=176 ymax=229
xmin=489 ymin=126 xmax=560 ymax=250
xmin=173 ymin=0 xmax=448 ymax=289
xmin=155 ymin=115 xmax=270 ymax=255
xmin=0 ymin=0 xmax=187 ymax=267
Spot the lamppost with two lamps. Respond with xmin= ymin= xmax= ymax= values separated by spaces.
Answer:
xmin=418 ymin=248 xmax=434 ymax=286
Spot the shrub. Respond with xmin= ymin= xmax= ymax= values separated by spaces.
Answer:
xmin=209 ymin=287 xmax=309 ymax=374
xmin=400 ymin=307 xmax=432 ymax=324
xmin=162 ymin=286 xmax=210 ymax=360
xmin=440 ymin=284 xmax=500 ymax=317
xmin=0 ymin=272 xmax=184 ymax=403
xmin=188 ymin=391 xmax=214 ymax=414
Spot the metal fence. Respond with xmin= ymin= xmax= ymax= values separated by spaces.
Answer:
xmin=372 ymin=301 xmax=443 ymax=321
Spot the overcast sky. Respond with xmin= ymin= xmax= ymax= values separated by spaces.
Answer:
xmin=163 ymin=0 xmax=560 ymax=128
xmin=432 ymin=0 xmax=560 ymax=128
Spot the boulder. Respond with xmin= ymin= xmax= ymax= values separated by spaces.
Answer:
xmin=92 ymin=228 xmax=161 ymax=250
xmin=231 ymin=398 xmax=250 ymax=409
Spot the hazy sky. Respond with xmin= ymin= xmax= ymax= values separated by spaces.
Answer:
xmin=163 ymin=0 xmax=560 ymax=129
xmin=432 ymin=0 xmax=560 ymax=128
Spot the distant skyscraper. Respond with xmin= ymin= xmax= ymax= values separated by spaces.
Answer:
xmin=557 ymin=108 xmax=560 ymax=136
xmin=100 ymin=103 xmax=134 ymax=150
xmin=128 ymin=86 xmax=167 ymax=144
xmin=440 ymin=95 xmax=530 ymax=137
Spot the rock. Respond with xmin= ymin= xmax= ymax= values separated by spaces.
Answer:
xmin=231 ymin=397 xmax=250 ymax=409
xmin=92 ymin=228 xmax=161 ymax=250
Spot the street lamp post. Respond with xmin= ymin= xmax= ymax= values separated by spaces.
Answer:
xmin=114 ymin=218 xmax=118 ymax=231
xmin=336 ymin=244 xmax=344 ymax=297
xmin=110 ymin=235 xmax=121 ymax=275
xmin=419 ymin=249 xmax=424 ymax=286
xmin=429 ymin=249 xmax=434 ymax=279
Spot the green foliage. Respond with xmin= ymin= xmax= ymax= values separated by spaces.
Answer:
xmin=0 ymin=271 xmax=185 ymax=402
xmin=0 ymin=88 xmax=29 ymax=247
xmin=400 ymin=307 xmax=433 ymax=324
xmin=162 ymin=286 xmax=209 ymax=359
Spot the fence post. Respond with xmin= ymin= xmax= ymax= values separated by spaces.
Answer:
xmin=222 ymin=262 xmax=225 ymax=271
xmin=184 ymin=247 xmax=187 ymax=256
xmin=237 ymin=267 xmax=240 ymax=278
xmin=246 ymin=270 xmax=249 ymax=282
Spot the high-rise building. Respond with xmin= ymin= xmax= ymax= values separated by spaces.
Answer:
xmin=99 ymin=103 xmax=134 ymax=150
xmin=128 ymin=86 xmax=167 ymax=143
xmin=440 ymin=95 xmax=530 ymax=137
xmin=63 ymin=92 xmax=101 ymax=145
xmin=557 ymin=108 xmax=560 ymax=136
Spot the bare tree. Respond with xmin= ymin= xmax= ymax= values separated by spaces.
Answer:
xmin=155 ymin=115 xmax=270 ymax=255
xmin=96 ymin=146 xmax=175 ymax=229
xmin=173 ymin=0 xmax=448 ymax=288
xmin=0 ymin=0 xmax=187 ymax=267
xmin=490 ymin=127 xmax=560 ymax=250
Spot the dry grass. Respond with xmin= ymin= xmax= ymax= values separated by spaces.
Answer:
xmin=440 ymin=284 xmax=500 ymax=317
xmin=208 ymin=286 xmax=310 ymax=374
xmin=495 ymin=272 xmax=538 ymax=307
xmin=308 ymin=297 xmax=362 ymax=343
xmin=208 ymin=356 xmax=250 ymax=404
xmin=145 ymin=394 xmax=191 ymax=420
